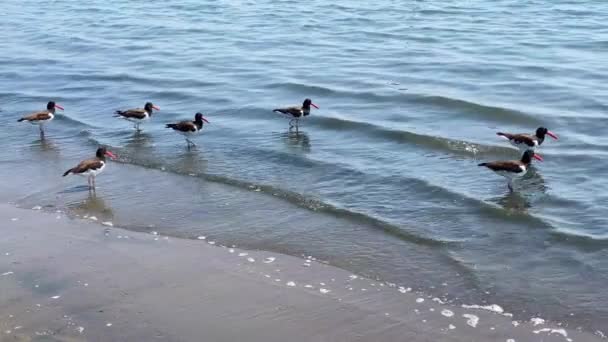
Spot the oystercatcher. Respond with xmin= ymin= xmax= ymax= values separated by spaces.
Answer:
xmin=17 ymin=101 xmax=64 ymax=137
xmin=497 ymin=127 xmax=558 ymax=152
xmin=273 ymin=98 xmax=319 ymax=130
xmin=63 ymin=147 xmax=117 ymax=190
xmin=165 ymin=112 xmax=209 ymax=148
xmin=478 ymin=150 xmax=543 ymax=192
xmin=114 ymin=102 xmax=160 ymax=131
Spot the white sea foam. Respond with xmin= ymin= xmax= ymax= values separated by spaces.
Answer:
xmin=101 ymin=221 xmax=113 ymax=227
xmin=286 ymin=281 xmax=296 ymax=287
xmin=441 ymin=309 xmax=454 ymax=317
xmin=197 ymin=236 xmax=206 ymax=240
xmin=462 ymin=304 xmax=503 ymax=314
xmin=530 ymin=317 xmax=545 ymax=326
xmin=533 ymin=328 xmax=568 ymax=338
xmin=433 ymin=297 xmax=446 ymax=304
xmin=448 ymin=324 xmax=456 ymax=330
xmin=228 ymin=249 xmax=235 ymax=253
xmin=238 ymin=253 xmax=248 ymax=257
xmin=462 ymin=314 xmax=479 ymax=328
xmin=398 ymin=287 xmax=411 ymax=293
xmin=319 ymin=288 xmax=330 ymax=294
xmin=1 ymin=271 xmax=13 ymax=276
xmin=32 ymin=206 xmax=42 ymax=210
xmin=247 ymin=257 xmax=255 ymax=263
xmin=416 ymin=298 xmax=425 ymax=303
xmin=51 ymin=295 xmax=61 ymax=299
xmin=264 ymin=257 xmax=276 ymax=264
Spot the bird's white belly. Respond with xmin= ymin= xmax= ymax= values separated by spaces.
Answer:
xmin=30 ymin=115 xmax=54 ymax=125
xmin=125 ymin=115 xmax=150 ymax=123
xmin=510 ymin=140 xmax=537 ymax=151
xmin=77 ymin=163 xmax=106 ymax=177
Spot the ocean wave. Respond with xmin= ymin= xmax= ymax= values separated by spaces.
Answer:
xmin=311 ymin=116 xmax=515 ymax=157
xmin=83 ymin=139 xmax=451 ymax=247
xmin=265 ymin=82 xmax=542 ymax=125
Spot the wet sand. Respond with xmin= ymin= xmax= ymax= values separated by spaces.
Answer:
xmin=0 ymin=204 xmax=602 ymax=342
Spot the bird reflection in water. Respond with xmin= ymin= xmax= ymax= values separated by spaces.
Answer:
xmin=70 ymin=192 xmax=114 ymax=222
xmin=491 ymin=167 xmax=546 ymax=212
xmin=280 ymin=130 xmax=311 ymax=152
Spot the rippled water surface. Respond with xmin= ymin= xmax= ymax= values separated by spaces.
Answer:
xmin=1 ymin=0 xmax=607 ymax=332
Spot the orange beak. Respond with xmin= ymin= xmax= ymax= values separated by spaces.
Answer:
xmin=105 ymin=151 xmax=117 ymax=160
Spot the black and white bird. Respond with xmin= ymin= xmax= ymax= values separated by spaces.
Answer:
xmin=478 ymin=150 xmax=543 ymax=192
xmin=273 ymin=98 xmax=319 ymax=130
xmin=17 ymin=101 xmax=64 ymax=137
xmin=497 ymin=127 xmax=558 ymax=153
xmin=165 ymin=112 xmax=209 ymax=148
xmin=114 ymin=102 xmax=160 ymax=131
xmin=63 ymin=147 xmax=117 ymax=190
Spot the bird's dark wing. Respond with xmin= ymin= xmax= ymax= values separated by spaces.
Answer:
xmin=19 ymin=111 xmax=52 ymax=122
xmin=166 ymin=121 xmax=197 ymax=132
xmin=115 ymin=108 xmax=147 ymax=119
xmin=479 ymin=160 xmax=524 ymax=173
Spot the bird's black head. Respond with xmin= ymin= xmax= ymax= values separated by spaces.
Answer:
xmin=96 ymin=147 xmax=108 ymax=159
xmin=144 ymin=102 xmax=160 ymax=113
xmin=96 ymin=146 xmax=117 ymax=160
xmin=194 ymin=112 xmax=209 ymax=125
xmin=536 ymin=127 xmax=548 ymax=138
xmin=521 ymin=150 xmax=543 ymax=164
xmin=47 ymin=101 xmax=56 ymax=110
xmin=302 ymin=98 xmax=319 ymax=111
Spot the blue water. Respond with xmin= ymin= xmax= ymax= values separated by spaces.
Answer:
xmin=1 ymin=0 xmax=607 ymax=332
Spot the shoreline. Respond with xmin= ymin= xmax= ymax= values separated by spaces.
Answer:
xmin=0 ymin=203 xmax=602 ymax=341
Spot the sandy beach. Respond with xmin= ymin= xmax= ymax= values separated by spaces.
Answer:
xmin=0 ymin=204 xmax=602 ymax=342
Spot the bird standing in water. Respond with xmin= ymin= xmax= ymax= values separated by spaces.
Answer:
xmin=497 ymin=126 xmax=558 ymax=153
xmin=63 ymin=147 xmax=117 ymax=191
xmin=17 ymin=101 xmax=64 ymax=138
xmin=114 ymin=102 xmax=160 ymax=132
xmin=273 ymin=98 xmax=319 ymax=131
xmin=165 ymin=112 xmax=209 ymax=149
xmin=478 ymin=150 xmax=543 ymax=192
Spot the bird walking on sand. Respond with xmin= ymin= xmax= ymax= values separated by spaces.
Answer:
xmin=63 ymin=147 xmax=117 ymax=190
xmin=166 ymin=112 xmax=209 ymax=149
xmin=497 ymin=127 xmax=558 ymax=153
xmin=273 ymin=98 xmax=319 ymax=131
xmin=114 ymin=102 xmax=160 ymax=132
xmin=17 ymin=101 xmax=64 ymax=138
xmin=478 ymin=150 xmax=543 ymax=192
